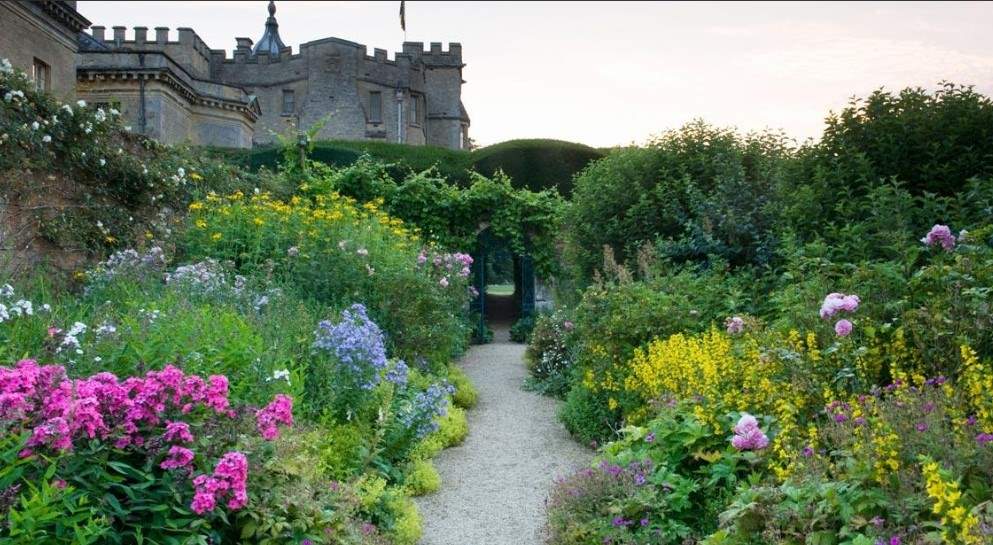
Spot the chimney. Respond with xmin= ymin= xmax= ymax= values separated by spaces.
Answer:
xmin=155 ymin=27 xmax=169 ymax=43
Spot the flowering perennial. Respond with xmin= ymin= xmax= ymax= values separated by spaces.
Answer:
xmin=191 ymin=451 xmax=249 ymax=514
xmin=313 ymin=303 xmax=389 ymax=390
xmin=731 ymin=413 xmax=769 ymax=450
xmin=921 ymin=224 xmax=956 ymax=252
xmin=255 ymin=394 xmax=293 ymax=441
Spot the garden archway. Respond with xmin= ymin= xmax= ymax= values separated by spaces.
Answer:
xmin=469 ymin=226 xmax=537 ymax=340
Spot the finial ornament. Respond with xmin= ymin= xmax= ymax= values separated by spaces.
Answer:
xmin=253 ymin=0 xmax=286 ymax=55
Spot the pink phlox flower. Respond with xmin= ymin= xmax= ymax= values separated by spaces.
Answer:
xmin=255 ymin=394 xmax=294 ymax=441
xmin=164 ymin=421 xmax=194 ymax=443
xmin=160 ymin=445 xmax=195 ymax=470
xmin=725 ymin=316 xmax=745 ymax=335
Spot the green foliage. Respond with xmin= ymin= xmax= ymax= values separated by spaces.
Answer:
xmin=548 ymin=406 xmax=752 ymax=545
xmin=403 ymin=459 xmax=441 ymax=497
xmin=509 ymin=314 xmax=536 ymax=343
xmin=471 ymin=138 xmax=605 ymax=195
xmin=523 ymin=311 xmax=575 ymax=398
xmin=560 ymin=385 xmax=618 ymax=446
xmin=818 ymin=83 xmax=993 ymax=197
xmin=0 ymin=64 xmax=259 ymax=263
xmin=567 ymin=122 xmax=789 ymax=283
xmin=448 ymin=366 xmax=478 ymax=409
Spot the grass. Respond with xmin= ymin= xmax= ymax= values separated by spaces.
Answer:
xmin=486 ymin=283 xmax=515 ymax=296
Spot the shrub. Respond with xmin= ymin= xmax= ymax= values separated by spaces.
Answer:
xmin=509 ymin=314 xmax=536 ymax=343
xmin=448 ymin=366 xmax=478 ymax=409
xmin=404 ymin=459 xmax=441 ymax=496
xmin=817 ymin=83 xmax=993 ymax=197
xmin=566 ymin=122 xmax=788 ymax=282
xmin=470 ymin=138 xmax=605 ymax=195
xmin=524 ymin=311 xmax=575 ymax=398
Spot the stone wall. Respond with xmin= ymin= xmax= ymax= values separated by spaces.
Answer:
xmin=76 ymin=45 xmax=258 ymax=148
xmin=0 ymin=1 xmax=85 ymax=99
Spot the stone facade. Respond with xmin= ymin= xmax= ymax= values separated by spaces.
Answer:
xmin=2 ymin=1 xmax=469 ymax=150
xmin=77 ymin=30 xmax=260 ymax=148
xmin=0 ymin=0 xmax=90 ymax=98
xmin=79 ymin=1 xmax=470 ymax=149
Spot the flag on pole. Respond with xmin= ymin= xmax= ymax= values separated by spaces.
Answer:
xmin=400 ymin=1 xmax=406 ymax=32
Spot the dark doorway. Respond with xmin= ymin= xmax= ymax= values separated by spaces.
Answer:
xmin=470 ymin=229 xmax=535 ymax=342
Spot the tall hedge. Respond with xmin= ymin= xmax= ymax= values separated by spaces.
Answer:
xmin=470 ymin=139 xmax=605 ymax=195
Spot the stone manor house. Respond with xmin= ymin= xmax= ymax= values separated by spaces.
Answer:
xmin=0 ymin=0 xmax=471 ymax=149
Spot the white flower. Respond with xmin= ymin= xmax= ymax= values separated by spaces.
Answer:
xmin=0 ymin=284 xmax=13 ymax=297
xmin=0 ymin=58 xmax=12 ymax=74
xmin=41 ymin=303 xmax=51 ymax=312
xmin=93 ymin=356 xmax=102 ymax=363
xmin=77 ymin=99 xmax=87 ymax=108
xmin=99 ymin=158 xmax=106 ymax=166
xmin=30 ymin=121 xmax=39 ymax=131
xmin=41 ymin=135 xmax=51 ymax=143
xmin=177 ymin=167 xmax=185 ymax=177
xmin=270 ymin=369 xmax=291 ymax=384
xmin=95 ymin=321 xmax=117 ymax=337
xmin=0 ymin=304 xmax=8 ymax=323
xmin=11 ymin=300 xmax=33 ymax=316
xmin=61 ymin=104 xmax=74 ymax=116
xmin=110 ymin=108 xmax=120 ymax=116
xmin=125 ymin=126 xmax=132 ymax=132
xmin=94 ymin=108 xmax=106 ymax=122
xmin=3 ymin=92 xmax=12 ymax=103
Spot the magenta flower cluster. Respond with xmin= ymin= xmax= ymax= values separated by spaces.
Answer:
xmin=0 ymin=360 xmax=230 ymax=455
xmin=191 ymin=451 xmax=248 ymax=514
xmin=730 ymin=413 xmax=769 ymax=451
xmin=0 ymin=359 xmax=293 ymax=517
xmin=255 ymin=394 xmax=293 ymax=441
xmin=921 ymin=224 xmax=956 ymax=252
xmin=819 ymin=292 xmax=859 ymax=337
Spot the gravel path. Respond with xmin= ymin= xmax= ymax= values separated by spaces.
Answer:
xmin=415 ymin=329 xmax=591 ymax=544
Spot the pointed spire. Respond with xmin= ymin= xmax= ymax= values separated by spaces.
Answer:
xmin=252 ymin=0 xmax=286 ymax=56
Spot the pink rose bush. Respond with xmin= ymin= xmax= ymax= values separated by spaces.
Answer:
xmin=820 ymin=292 xmax=860 ymax=337
xmin=921 ymin=224 xmax=956 ymax=251
xmin=0 ymin=359 xmax=293 ymax=516
xmin=417 ymin=249 xmax=474 ymax=289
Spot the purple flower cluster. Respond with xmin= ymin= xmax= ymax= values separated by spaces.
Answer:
xmin=725 ymin=316 xmax=745 ymax=335
xmin=820 ymin=292 xmax=859 ymax=337
xmin=313 ymin=304 xmax=388 ymax=390
xmin=731 ymin=413 xmax=769 ymax=450
xmin=398 ymin=382 xmax=455 ymax=439
xmin=921 ymin=224 xmax=956 ymax=252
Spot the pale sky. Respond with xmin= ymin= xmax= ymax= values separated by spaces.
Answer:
xmin=77 ymin=1 xmax=993 ymax=148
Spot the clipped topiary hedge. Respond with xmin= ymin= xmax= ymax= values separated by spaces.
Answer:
xmin=470 ymin=139 xmax=606 ymax=195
